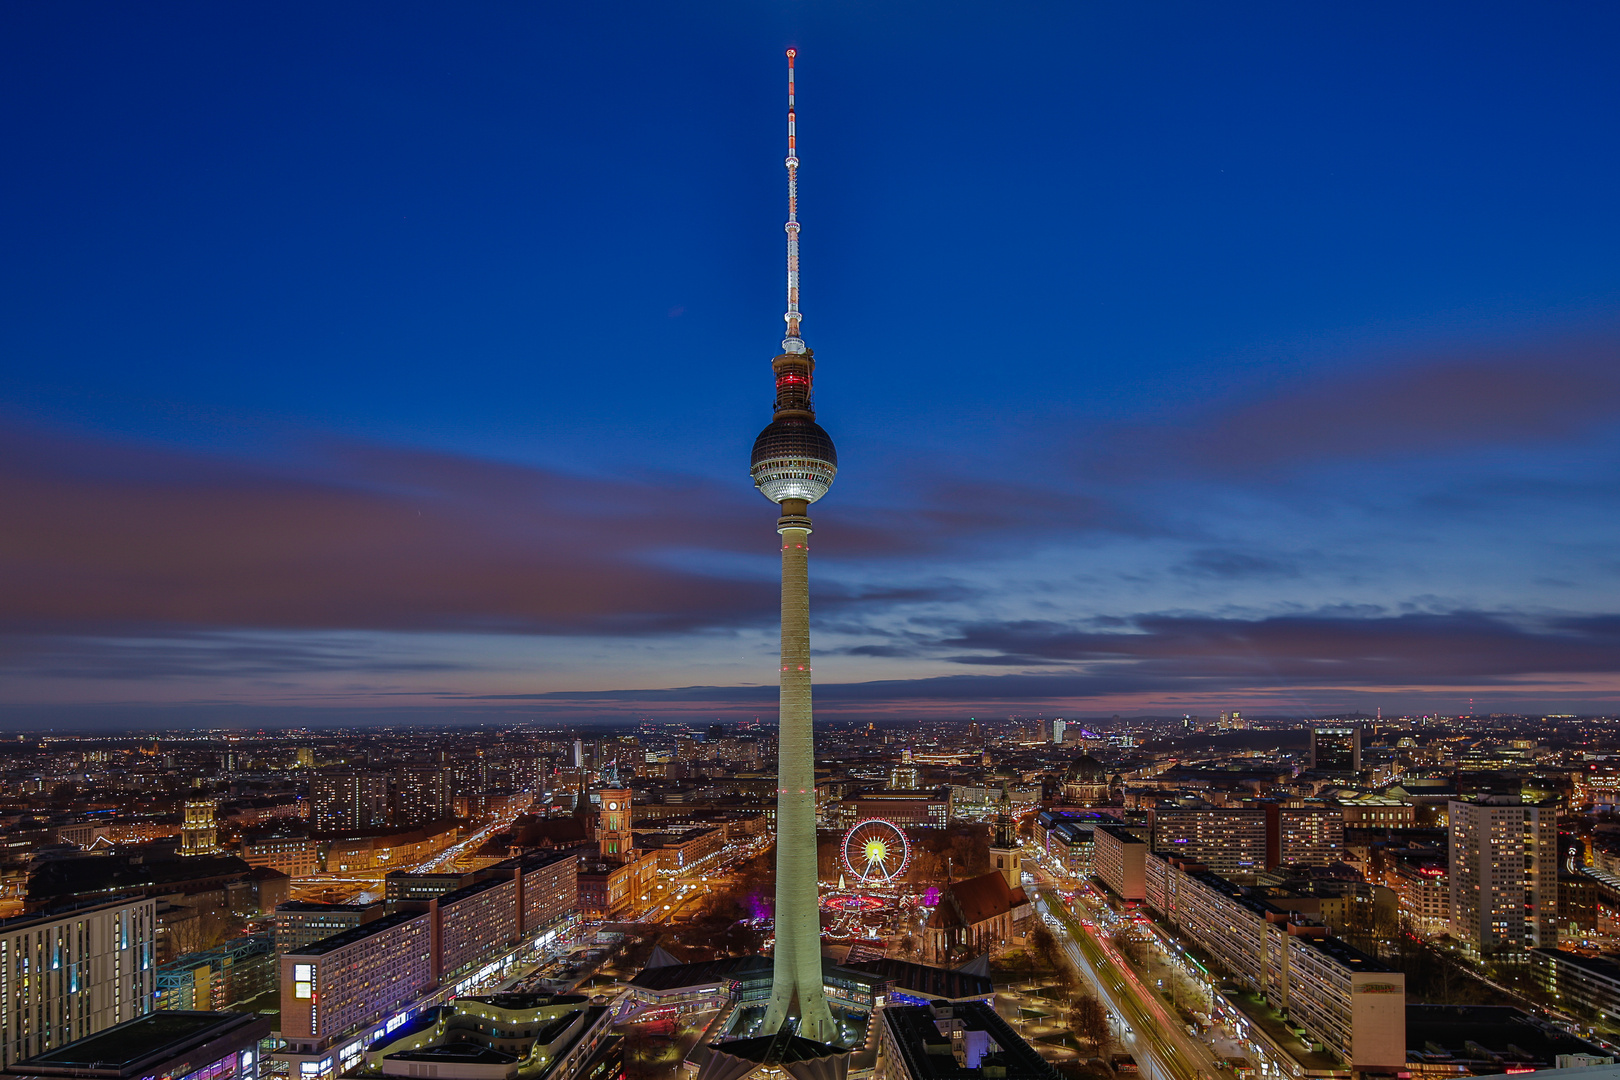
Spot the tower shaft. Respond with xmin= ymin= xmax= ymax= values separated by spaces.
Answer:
xmin=763 ymin=515 xmax=835 ymax=1040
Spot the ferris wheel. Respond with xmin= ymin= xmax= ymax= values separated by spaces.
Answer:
xmin=841 ymin=818 xmax=911 ymax=886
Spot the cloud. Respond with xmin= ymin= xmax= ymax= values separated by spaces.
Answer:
xmin=0 ymin=631 xmax=478 ymax=681
xmin=1093 ymin=340 xmax=1620 ymax=479
xmin=937 ymin=609 xmax=1620 ymax=684
xmin=0 ymin=425 xmax=778 ymax=636
xmin=0 ymin=425 xmax=1021 ymax=642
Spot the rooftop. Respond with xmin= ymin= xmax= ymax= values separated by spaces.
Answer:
xmin=15 ymin=1011 xmax=270 ymax=1077
xmin=630 ymin=953 xmax=773 ymax=993
xmin=284 ymin=908 xmax=425 ymax=957
xmin=1406 ymin=1004 xmax=1610 ymax=1067
xmin=844 ymin=958 xmax=991 ymax=1001
xmin=0 ymin=895 xmax=145 ymax=932
xmin=880 ymin=1002 xmax=1058 ymax=1080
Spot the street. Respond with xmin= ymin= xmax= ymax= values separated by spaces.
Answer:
xmin=1028 ymin=861 xmax=1222 ymax=1080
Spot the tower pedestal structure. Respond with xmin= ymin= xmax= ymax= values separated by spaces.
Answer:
xmin=761 ymin=506 xmax=836 ymax=1042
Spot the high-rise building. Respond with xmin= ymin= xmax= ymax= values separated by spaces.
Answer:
xmin=1276 ymin=805 xmax=1346 ymax=867
xmin=1094 ymin=823 xmax=1148 ymax=901
xmin=0 ymin=897 xmax=157 ymax=1068
xmin=1310 ymin=726 xmax=1361 ymax=773
xmin=180 ymin=798 xmax=221 ymax=856
xmin=1449 ymin=795 xmax=1557 ymax=958
xmin=748 ymin=48 xmax=840 ymax=1045
xmin=310 ymin=770 xmax=389 ymax=834
xmin=1153 ymin=806 xmax=1268 ymax=874
xmin=392 ymin=764 xmax=450 ymax=826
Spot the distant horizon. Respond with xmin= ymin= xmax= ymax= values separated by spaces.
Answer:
xmin=1 ymin=707 xmax=1605 ymax=736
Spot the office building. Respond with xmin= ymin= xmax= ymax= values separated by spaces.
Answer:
xmin=5 ymin=1011 xmax=271 ymax=1080
xmin=1093 ymin=823 xmax=1148 ymax=902
xmin=310 ymin=770 xmax=389 ymax=834
xmin=831 ymin=791 xmax=951 ymax=830
xmin=1449 ymin=796 xmax=1557 ymax=958
xmin=1389 ymin=856 xmax=1450 ymax=937
xmin=240 ymin=835 xmax=318 ymax=878
xmin=384 ymin=872 xmax=465 ymax=902
xmin=0 ymin=897 xmax=157 ymax=1069
xmin=1042 ymin=820 xmax=1094 ymax=879
xmin=155 ymin=935 xmax=275 ymax=1012
xmin=1310 ymin=727 xmax=1361 ymax=774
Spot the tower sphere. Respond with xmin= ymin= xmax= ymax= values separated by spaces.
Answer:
xmin=750 ymin=417 xmax=837 ymax=504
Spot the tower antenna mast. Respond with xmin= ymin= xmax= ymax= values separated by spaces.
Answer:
xmin=783 ymin=48 xmax=804 ymax=354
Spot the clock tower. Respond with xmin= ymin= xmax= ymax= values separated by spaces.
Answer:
xmin=598 ymin=786 xmax=633 ymax=861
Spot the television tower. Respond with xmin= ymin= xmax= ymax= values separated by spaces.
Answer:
xmin=752 ymin=47 xmax=839 ymax=1043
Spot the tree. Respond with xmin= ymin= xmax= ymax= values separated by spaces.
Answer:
xmin=1069 ymin=992 xmax=1110 ymax=1047
xmin=1030 ymin=923 xmax=1063 ymax=972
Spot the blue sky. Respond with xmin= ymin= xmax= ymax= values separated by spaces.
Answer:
xmin=4 ymin=2 xmax=1620 ymax=726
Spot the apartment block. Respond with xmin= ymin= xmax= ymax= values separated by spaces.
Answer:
xmin=1449 ymin=796 xmax=1557 ymax=958
xmin=1277 ymin=805 xmax=1346 ymax=868
xmin=1153 ymin=807 xmax=1267 ymax=874
xmin=277 ymin=850 xmax=578 ymax=1079
xmin=273 ymin=900 xmax=385 ymax=954
xmin=1532 ymin=949 xmax=1620 ymax=1022
xmin=1146 ymin=852 xmax=1405 ymax=1070
xmin=436 ymin=876 xmax=518 ymax=981
xmin=0 ymin=897 xmax=157 ymax=1069
xmin=310 ymin=770 xmax=390 ymax=834
xmin=392 ymin=765 xmax=451 ymax=827
xmin=281 ymin=910 xmax=434 ymax=1048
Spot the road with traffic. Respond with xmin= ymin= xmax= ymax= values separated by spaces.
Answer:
xmin=1030 ymin=865 xmax=1221 ymax=1080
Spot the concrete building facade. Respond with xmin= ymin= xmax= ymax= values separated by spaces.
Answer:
xmin=1146 ymin=852 xmax=1405 ymax=1070
xmin=1449 ymin=796 xmax=1557 ymax=958
xmin=0 ymin=897 xmax=157 ymax=1069
xmin=1093 ymin=823 xmax=1147 ymax=902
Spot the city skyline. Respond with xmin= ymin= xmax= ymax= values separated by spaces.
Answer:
xmin=6 ymin=3 xmax=1620 ymax=727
